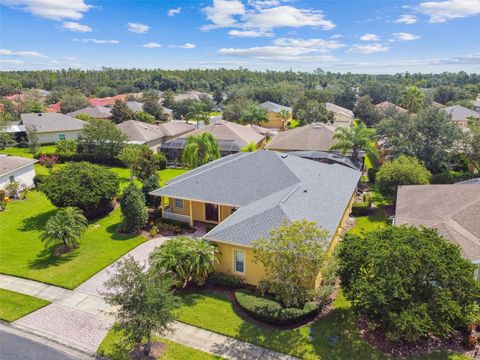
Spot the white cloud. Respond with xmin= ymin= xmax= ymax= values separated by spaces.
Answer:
xmin=349 ymin=43 xmax=390 ymax=54
xmin=331 ymin=34 xmax=343 ymax=39
xmin=201 ymin=1 xmax=335 ymax=35
xmin=394 ymin=14 xmax=418 ymax=24
xmin=418 ymin=0 xmax=480 ymax=23
xmin=169 ymin=43 xmax=196 ymax=49
xmin=0 ymin=59 xmax=25 ymax=65
xmin=167 ymin=7 xmax=182 ymax=16
xmin=228 ymin=29 xmax=273 ymax=37
xmin=73 ymin=38 xmax=119 ymax=44
xmin=360 ymin=33 xmax=379 ymax=41
xmin=273 ymin=37 xmax=345 ymax=50
xmin=127 ymin=22 xmax=149 ymax=34
xmin=142 ymin=42 xmax=162 ymax=48
xmin=2 ymin=0 xmax=92 ymax=20
xmin=0 ymin=49 xmax=48 ymax=58
xmin=61 ymin=21 xmax=92 ymax=32
xmin=393 ymin=32 xmax=421 ymax=41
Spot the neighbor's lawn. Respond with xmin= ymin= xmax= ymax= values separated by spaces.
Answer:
xmin=0 ymin=191 xmax=146 ymax=289
xmin=98 ymin=329 xmax=222 ymax=360
xmin=0 ymin=289 xmax=50 ymax=322
xmin=0 ymin=145 xmax=55 ymax=158
xmin=174 ymin=291 xmax=467 ymax=360
xmin=348 ymin=208 xmax=389 ymax=236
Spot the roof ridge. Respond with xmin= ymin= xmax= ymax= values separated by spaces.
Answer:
xmin=224 ymin=121 xmax=259 ymax=144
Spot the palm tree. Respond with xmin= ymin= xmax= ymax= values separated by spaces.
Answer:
xmin=41 ymin=207 xmax=88 ymax=251
xmin=330 ymin=123 xmax=378 ymax=161
xmin=400 ymin=86 xmax=424 ymax=113
xmin=240 ymin=106 xmax=269 ymax=126
xmin=241 ymin=142 xmax=257 ymax=152
xmin=278 ymin=109 xmax=291 ymax=130
xmin=190 ymin=238 xmax=220 ymax=285
xmin=182 ymin=133 xmax=221 ymax=168
xmin=185 ymin=101 xmax=209 ymax=129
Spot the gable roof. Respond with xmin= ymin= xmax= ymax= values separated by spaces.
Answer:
xmin=151 ymin=151 xmax=360 ymax=246
xmin=259 ymin=101 xmax=293 ymax=113
xmin=442 ymin=105 xmax=480 ymax=121
xmin=266 ymin=123 xmax=337 ymax=152
xmin=158 ymin=120 xmax=195 ymax=137
xmin=126 ymin=101 xmax=144 ymax=113
xmin=20 ymin=113 xmax=85 ymax=133
xmin=375 ymin=101 xmax=408 ymax=113
xmin=67 ymin=106 xmax=112 ymax=119
xmin=325 ymin=102 xmax=354 ymax=117
xmin=0 ymin=155 xmax=37 ymax=177
xmin=116 ymin=120 xmax=165 ymax=143
xmin=170 ymin=119 xmax=264 ymax=147
xmin=395 ymin=184 xmax=480 ymax=262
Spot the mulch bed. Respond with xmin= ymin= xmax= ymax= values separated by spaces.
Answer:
xmin=129 ymin=342 xmax=165 ymax=360
xmin=358 ymin=318 xmax=469 ymax=358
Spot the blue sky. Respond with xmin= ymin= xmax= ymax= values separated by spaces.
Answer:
xmin=0 ymin=0 xmax=479 ymax=73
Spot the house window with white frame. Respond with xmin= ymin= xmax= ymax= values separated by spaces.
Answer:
xmin=174 ymin=198 xmax=183 ymax=209
xmin=234 ymin=249 xmax=245 ymax=274
xmin=59 ymin=133 xmax=66 ymax=140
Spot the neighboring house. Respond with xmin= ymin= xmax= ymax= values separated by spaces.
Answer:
xmin=160 ymin=119 xmax=265 ymax=161
xmin=151 ymin=150 xmax=361 ymax=286
xmin=474 ymin=99 xmax=480 ymax=113
xmin=442 ymin=105 xmax=480 ymax=129
xmin=67 ymin=106 xmax=112 ymax=119
xmin=117 ymin=120 xmax=195 ymax=152
xmin=325 ymin=102 xmax=354 ymax=128
xmin=126 ymin=101 xmax=144 ymax=113
xmin=161 ymin=107 xmax=173 ymax=121
xmin=289 ymin=151 xmax=362 ymax=170
xmin=244 ymin=124 xmax=271 ymax=137
xmin=0 ymin=155 xmax=37 ymax=190
xmin=88 ymin=94 xmax=127 ymax=107
xmin=395 ymin=184 xmax=480 ymax=281
xmin=266 ymin=122 xmax=337 ymax=152
xmin=259 ymin=101 xmax=293 ymax=129
xmin=20 ymin=113 xmax=85 ymax=144
xmin=431 ymin=101 xmax=444 ymax=108
xmin=174 ymin=91 xmax=212 ymax=102
xmin=375 ymin=101 xmax=408 ymax=114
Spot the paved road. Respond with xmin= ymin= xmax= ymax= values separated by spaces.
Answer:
xmin=0 ymin=329 xmax=76 ymax=360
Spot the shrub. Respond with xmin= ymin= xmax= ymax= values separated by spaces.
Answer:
xmin=367 ymin=167 xmax=378 ymax=183
xmin=33 ymin=174 xmax=48 ymax=187
xmin=352 ymin=202 xmax=370 ymax=216
xmin=40 ymin=162 xmax=119 ymax=219
xmin=142 ymin=173 xmax=161 ymax=209
xmin=235 ymin=290 xmax=318 ymax=325
xmin=120 ymin=183 xmax=148 ymax=233
xmin=55 ymin=139 xmax=77 ymax=155
xmin=38 ymin=154 xmax=58 ymax=168
xmin=430 ymin=171 xmax=479 ymax=184
xmin=207 ymin=272 xmax=243 ymax=289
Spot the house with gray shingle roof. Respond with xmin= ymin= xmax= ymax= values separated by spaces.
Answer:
xmin=20 ymin=113 xmax=85 ymax=144
xmin=442 ymin=105 xmax=480 ymax=129
xmin=67 ymin=106 xmax=112 ymax=119
xmin=259 ymin=101 xmax=293 ymax=129
xmin=126 ymin=101 xmax=144 ymax=113
xmin=325 ymin=102 xmax=355 ymax=128
xmin=395 ymin=184 xmax=480 ymax=280
xmin=0 ymin=155 xmax=37 ymax=190
xmin=151 ymin=150 xmax=361 ymax=285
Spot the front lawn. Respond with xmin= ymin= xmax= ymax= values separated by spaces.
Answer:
xmin=174 ymin=291 xmax=468 ymax=360
xmin=0 ymin=289 xmax=50 ymax=322
xmin=0 ymin=145 xmax=56 ymax=158
xmin=0 ymin=191 xmax=146 ymax=289
xmin=98 ymin=329 xmax=222 ymax=360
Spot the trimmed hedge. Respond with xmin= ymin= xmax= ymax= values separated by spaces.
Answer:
xmin=352 ymin=194 xmax=371 ymax=216
xmin=367 ymin=167 xmax=378 ymax=183
xmin=33 ymin=174 xmax=48 ymax=188
xmin=235 ymin=290 xmax=318 ymax=325
xmin=208 ymin=272 xmax=243 ymax=289
xmin=34 ymin=152 xmax=124 ymax=167
xmin=430 ymin=171 xmax=479 ymax=184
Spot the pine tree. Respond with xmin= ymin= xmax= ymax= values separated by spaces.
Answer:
xmin=120 ymin=183 xmax=148 ymax=232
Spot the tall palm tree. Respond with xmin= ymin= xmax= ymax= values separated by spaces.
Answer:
xmin=400 ymin=86 xmax=424 ymax=113
xmin=185 ymin=101 xmax=209 ymax=129
xmin=240 ymin=105 xmax=269 ymax=126
xmin=182 ymin=133 xmax=221 ymax=168
xmin=41 ymin=207 xmax=88 ymax=251
xmin=278 ymin=109 xmax=291 ymax=130
xmin=330 ymin=123 xmax=378 ymax=161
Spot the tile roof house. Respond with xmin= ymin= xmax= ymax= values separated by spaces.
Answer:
xmin=117 ymin=120 xmax=195 ymax=152
xmin=20 ymin=113 xmax=85 ymax=144
xmin=266 ymin=122 xmax=338 ymax=152
xmin=375 ymin=101 xmax=408 ymax=114
xmin=0 ymin=155 xmax=37 ymax=189
xmin=442 ymin=105 xmax=480 ymax=129
xmin=67 ymin=106 xmax=112 ymax=119
xmin=88 ymin=94 xmax=127 ymax=107
xmin=395 ymin=184 xmax=480 ymax=280
xmin=325 ymin=102 xmax=355 ymax=128
xmin=259 ymin=101 xmax=293 ymax=129
xmin=160 ymin=119 xmax=265 ymax=161
xmin=151 ymin=150 xmax=360 ymax=285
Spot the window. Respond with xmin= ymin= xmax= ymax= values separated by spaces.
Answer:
xmin=234 ymin=250 xmax=245 ymax=274
xmin=59 ymin=133 xmax=66 ymax=140
xmin=475 ymin=264 xmax=480 ymax=282
xmin=174 ymin=199 xmax=183 ymax=209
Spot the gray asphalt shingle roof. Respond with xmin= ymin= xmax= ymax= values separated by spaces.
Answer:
xmin=259 ymin=101 xmax=292 ymax=113
xmin=325 ymin=102 xmax=354 ymax=117
xmin=265 ymin=123 xmax=337 ymax=152
xmin=0 ymin=155 xmax=37 ymax=176
xmin=20 ymin=113 xmax=85 ymax=133
xmin=151 ymin=150 xmax=361 ymax=246
xmin=67 ymin=106 xmax=112 ymax=119
xmin=442 ymin=105 xmax=480 ymax=121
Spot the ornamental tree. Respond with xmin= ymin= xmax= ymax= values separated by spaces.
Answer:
xmin=120 ymin=183 xmax=148 ymax=233
xmin=337 ymin=226 xmax=478 ymax=342
xmin=41 ymin=207 xmax=88 ymax=252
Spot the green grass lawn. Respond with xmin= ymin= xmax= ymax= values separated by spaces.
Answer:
xmin=98 ymin=329 xmax=222 ymax=360
xmin=348 ymin=208 xmax=389 ymax=236
xmin=174 ymin=291 xmax=467 ymax=360
xmin=0 ymin=191 xmax=146 ymax=289
xmin=0 ymin=145 xmax=56 ymax=158
xmin=0 ymin=289 xmax=50 ymax=322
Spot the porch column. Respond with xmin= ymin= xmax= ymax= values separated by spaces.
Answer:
xmin=217 ymin=205 xmax=221 ymax=223
xmin=160 ymin=196 xmax=165 ymax=218
xmin=189 ymin=200 xmax=194 ymax=227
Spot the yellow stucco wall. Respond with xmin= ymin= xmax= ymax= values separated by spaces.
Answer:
xmin=170 ymin=198 xmax=190 ymax=216
xmin=169 ymin=198 xmax=233 ymax=224
xmin=261 ymin=111 xmax=291 ymax=129
xmin=213 ymin=242 xmax=266 ymax=286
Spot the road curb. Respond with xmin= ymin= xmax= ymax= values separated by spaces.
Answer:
xmin=0 ymin=322 xmax=95 ymax=359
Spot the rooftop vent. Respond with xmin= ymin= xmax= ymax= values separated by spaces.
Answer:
xmin=281 ymin=154 xmax=288 ymax=159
